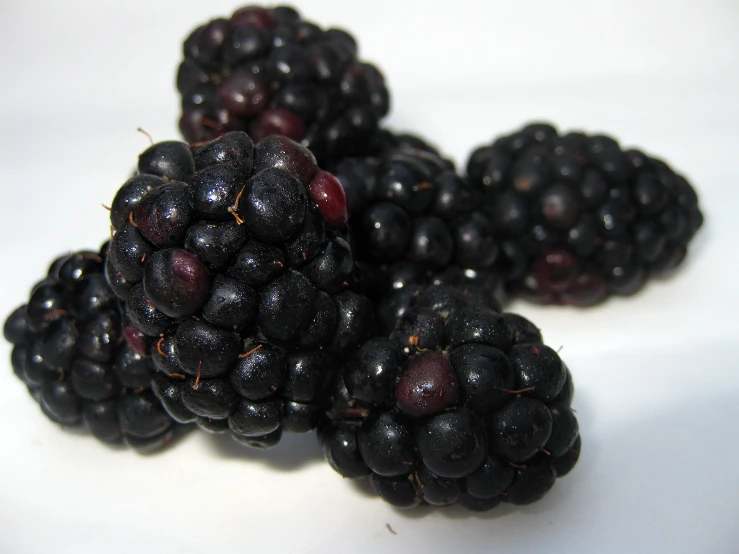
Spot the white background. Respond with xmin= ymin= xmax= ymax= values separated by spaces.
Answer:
xmin=1 ymin=1 xmax=738 ymax=552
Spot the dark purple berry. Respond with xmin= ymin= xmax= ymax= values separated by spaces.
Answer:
xmin=77 ymin=311 xmax=120 ymax=363
xmin=308 ymin=170 xmax=349 ymax=229
xmin=58 ymin=252 xmax=103 ymax=287
xmin=301 ymin=237 xmax=353 ymax=294
xmin=239 ymin=168 xmax=307 ymax=243
xmin=445 ymin=304 xmax=511 ymax=351
xmin=191 ymin=163 xmax=248 ymax=220
xmin=459 ymin=493 xmax=502 ymax=512
xmin=451 ymin=212 xmax=498 ymax=268
xmin=27 ymin=281 xmax=68 ymax=332
xmin=228 ymin=240 xmax=285 ymax=287
xmin=282 ymin=209 xmax=326 ymax=266
xmin=283 ymin=350 xmax=331 ymax=403
xmin=191 ymin=131 xmax=255 ymax=171
xmin=70 ymin=359 xmax=119 ymax=401
xmin=149 ymin=333 xmax=181 ymax=376
xmin=138 ymin=141 xmax=195 ymax=182
xmin=232 ymin=427 xmax=283 ymax=449
xmin=201 ymin=275 xmax=258 ymax=331
xmin=39 ymin=318 xmax=78 ymax=371
xmin=112 ymin=346 xmax=152 ymax=389
xmin=370 ymin=474 xmax=421 ymax=509
xmin=196 ymin=416 xmax=231 ymax=434
xmin=135 ymin=182 xmax=194 ymax=248
xmin=249 ymin=108 xmax=306 ymax=143
xmin=110 ymin=174 xmax=165 ymax=231
xmin=395 ymin=351 xmax=458 ymax=417
xmin=257 ymin=270 xmax=317 ymax=341
xmin=281 ymin=401 xmax=319 ymax=433
xmin=185 ymin=220 xmax=250 ymax=271
xmin=230 ymin=345 xmax=286 ymax=400
xmin=228 ymin=398 xmax=282 ymax=436
xmin=554 ymin=366 xmax=575 ymax=406
xmin=143 ymin=248 xmax=212 ymax=319
xmin=296 ymin=292 xmax=337 ymax=348
xmin=331 ymin=291 xmax=374 ymax=352
xmin=252 ymin=135 xmax=317 ymax=186
xmin=4 ymin=305 xmax=29 ymax=345
xmin=389 ymin=307 xmax=444 ymax=352
xmin=450 ymin=344 xmax=515 ymax=413
xmin=465 ymin=455 xmax=515 ymax=499
xmin=505 ymin=313 xmax=543 ymax=345
xmin=552 ymin=435 xmax=581 ymax=477
xmin=415 ymin=409 xmax=486 ymax=478
xmin=406 ymin=216 xmax=454 ymax=269
xmin=357 ymin=202 xmax=411 ymax=262
xmin=320 ymin=422 xmax=370 ymax=478
xmin=83 ymin=400 xmax=122 ymax=444
xmin=123 ymin=325 xmax=150 ymax=358
xmin=71 ymin=274 xmax=117 ymax=320
xmin=415 ymin=465 xmax=462 ymax=506
xmin=110 ymin=223 xmax=153 ymax=283
xmin=181 ymin=377 xmax=238 ymax=419
xmin=117 ymin=391 xmax=174 ymax=439
xmin=40 ymin=380 xmax=81 ymax=425
xmin=218 ymin=70 xmax=270 ymax=117
xmin=105 ymin=258 xmax=134 ymax=301
xmin=358 ymin=411 xmax=416 ymax=477
xmin=343 ymin=338 xmax=405 ymax=406
xmin=490 ymin=397 xmax=553 ymax=462
xmin=504 ymin=460 xmax=557 ymax=505
xmin=545 ymin=405 xmax=580 ymax=456
xmin=151 ymin=373 xmax=197 ymax=424
xmin=174 ymin=319 xmax=240 ymax=378
xmin=510 ymin=344 xmax=566 ymax=401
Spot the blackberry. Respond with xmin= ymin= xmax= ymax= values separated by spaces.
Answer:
xmin=4 ymin=244 xmax=178 ymax=451
xmin=319 ymin=285 xmax=580 ymax=510
xmin=177 ymin=5 xmax=389 ymax=164
xmin=467 ymin=123 xmax=704 ymax=305
xmin=330 ymin=136 xmax=504 ymax=332
xmin=107 ymin=132 xmax=374 ymax=448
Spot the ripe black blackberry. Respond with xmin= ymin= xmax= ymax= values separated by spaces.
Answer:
xmin=330 ymin=136 xmax=503 ymax=333
xmin=107 ymin=131 xmax=374 ymax=448
xmin=467 ymin=123 xmax=704 ymax=305
xmin=4 ymin=244 xmax=178 ymax=451
xmin=319 ymin=285 xmax=580 ymax=510
xmin=177 ymin=5 xmax=389 ymax=164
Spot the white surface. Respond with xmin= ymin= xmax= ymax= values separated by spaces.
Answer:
xmin=1 ymin=1 xmax=738 ymax=553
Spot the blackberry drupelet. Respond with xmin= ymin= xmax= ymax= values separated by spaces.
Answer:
xmin=107 ymin=131 xmax=374 ymax=448
xmin=330 ymin=137 xmax=504 ymax=333
xmin=177 ymin=5 xmax=389 ymax=164
xmin=467 ymin=123 xmax=704 ymax=305
xmin=364 ymin=129 xmax=456 ymax=167
xmin=319 ymin=285 xmax=580 ymax=510
xmin=4 ymin=244 xmax=178 ymax=451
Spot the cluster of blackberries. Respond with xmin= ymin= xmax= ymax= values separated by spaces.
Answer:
xmin=4 ymin=3 xmax=707 ymax=515
xmin=329 ymin=135 xmax=505 ymax=333
xmin=178 ymin=5 xmax=389 ymax=165
xmin=107 ymin=132 xmax=373 ymax=447
xmin=320 ymin=285 xmax=579 ymax=511
xmin=467 ymin=123 xmax=704 ymax=305
xmin=5 ymin=245 xmax=177 ymax=450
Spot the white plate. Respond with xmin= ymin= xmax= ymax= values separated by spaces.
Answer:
xmin=1 ymin=2 xmax=738 ymax=553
